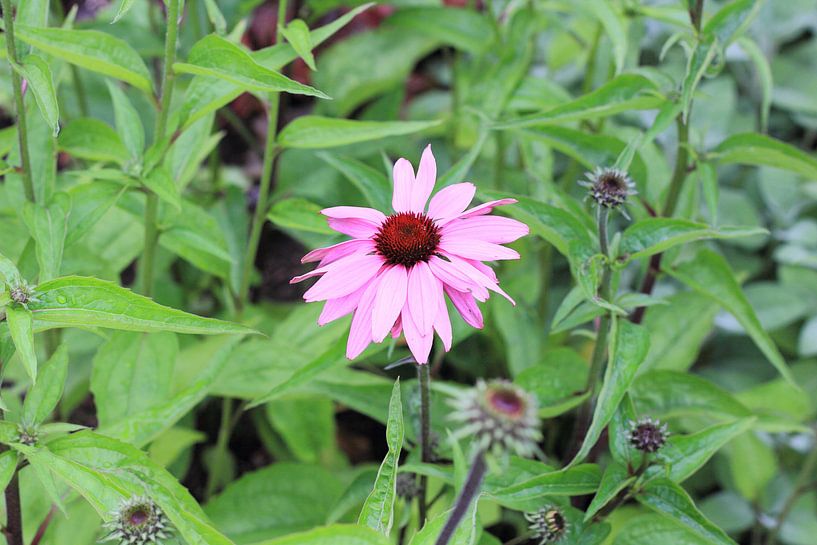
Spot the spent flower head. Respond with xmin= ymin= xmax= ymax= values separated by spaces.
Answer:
xmin=9 ymin=280 xmax=36 ymax=307
xmin=628 ymin=416 xmax=669 ymax=453
xmin=16 ymin=424 xmax=38 ymax=447
xmin=291 ymin=145 xmax=528 ymax=364
xmin=525 ymin=505 xmax=568 ymax=544
xmin=449 ymin=379 xmax=541 ymax=458
xmin=579 ymin=167 xmax=637 ymax=216
xmin=101 ymin=496 xmax=172 ymax=545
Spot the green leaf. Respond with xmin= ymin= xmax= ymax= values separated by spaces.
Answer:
xmin=65 ymin=182 xmax=127 ymax=246
xmin=584 ymin=461 xmax=634 ymax=521
xmin=22 ymin=343 xmax=68 ymax=426
xmin=515 ymin=348 xmax=589 ymax=417
xmin=111 ymin=0 xmax=137 ymax=23
xmin=656 ymin=418 xmax=755 ymax=483
xmin=6 ymin=305 xmax=37 ymax=382
xmin=0 ymin=451 xmax=17 ymax=492
xmin=359 ymin=380 xmax=403 ymax=534
xmin=409 ymin=506 xmax=478 ymax=545
xmin=631 ymin=371 xmax=751 ymax=422
xmin=203 ymin=0 xmax=227 ymax=34
xmin=702 ymin=0 xmax=760 ymax=47
xmin=667 ymin=249 xmax=794 ymax=383
xmin=106 ymin=81 xmax=145 ymax=162
xmin=141 ymin=165 xmax=181 ymax=210
xmin=58 ymin=118 xmax=130 ymax=165
xmin=174 ymin=34 xmax=328 ymax=98
xmin=580 ymin=0 xmax=628 ymax=74
xmin=488 ymin=464 xmax=601 ymax=507
xmin=248 ymin=524 xmax=391 ymax=545
xmin=280 ymin=19 xmax=316 ymax=71
xmin=698 ymin=161 xmax=719 ymax=223
xmin=636 ymin=478 xmax=736 ymax=545
xmin=22 ymin=193 xmax=71 ymax=282
xmin=0 ymin=252 xmax=23 ymax=287
xmin=619 ymin=218 xmax=767 ymax=260
xmin=680 ymin=40 xmax=717 ymax=121
xmin=713 ymin=133 xmax=817 ymax=179
xmin=737 ymin=38 xmax=772 ymax=133
xmin=265 ymin=395 xmax=337 ymax=464
xmin=268 ymin=198 xmax=334 ymax=235
xmin=387 ymin=7 xmax=494 ymax=54
xmin=613 ymin=514 xmax=709 ymax=545
xmin=12 ymin=55 xmax=59 ymax=135
xmin=496 ymin=74 xmax=662 ymax=129
xmin=318 ymin=153 xmax=392 ymax=212
xmin=572 ymin=319 xmax=650 ymax=464
xmin=15 ymin=25 xmax=153 ymax=92
xmin=277 ymin=116 xmax=442 ymax=149
xmin=28 ymin=276 xmax=253 ymax=335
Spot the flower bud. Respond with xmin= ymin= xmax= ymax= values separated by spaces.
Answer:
xmin=628 ymin=416 xmax=669 ymax=453
xmin=579 ymin=167 xmax=636 ymax=212
xmin=16 ymin=424 xmax=38 ymax=447
xmin=101 ymin=496 xmax=172 ymax=545
xmin=9 ymin=281 xmax=34 ymax=306
xmin=525 ymin=505 xmax=568 ymax=544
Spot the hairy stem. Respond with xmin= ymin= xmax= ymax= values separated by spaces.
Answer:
xmin=434 ymin=450 xmax=487 ymax=545
xmin=2 ymin=0 xmax=34 ymax=202
xmin=140 ymin=0 xmax=180 ymax=297
xmin=417 ymin=362 xmax=432 ymax=524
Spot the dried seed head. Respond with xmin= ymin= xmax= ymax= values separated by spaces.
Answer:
xmin=449 ymin=380 xmax=542 ymax=458
xmin=396 ymin=473 xmax=421 ymax=499
xmin=9 ymin=281 xmax=34 ymax=306
xmin=628 ymin=416 xmax=669 ymax=453
xmin=101 ymin=496 xmax=172 ymax=545
xmin=525 ymin=505 xmax=568 ymax=544
xmin=579 ymin=167 xmax=637 ymax=211
xmin=16 ymin=425 xmax=38 ymax=447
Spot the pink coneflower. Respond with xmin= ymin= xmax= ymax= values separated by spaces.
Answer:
xmin=291 ymin=145 xmax=528 ymax=364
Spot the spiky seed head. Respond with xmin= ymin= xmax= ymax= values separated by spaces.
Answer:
xmin=628 ymin=416 xmax=669 ymax=453
xmin=449 ymin=379 xmax=542 ymax=458
xmin=9 ymin=280 xmax=35 ymax=306
xmin=16 ymin=424 xmax=38 ymax=447
xmin=396 ymin=473 xmax=421 ymax=499
xmin=101 ymin=496 xmax=173 ymax=545
xmin=525 ymin=505 xmax=568 ymax=544
xmin=579 ymin=167 xmax=636 ymax=211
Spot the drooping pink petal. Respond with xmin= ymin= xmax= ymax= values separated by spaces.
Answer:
xmin=392 ymin=158 xmax=414 ymax=213
xmin=441 ymin=216 xmax=529 ymax=244
xmin=346 ymin=276 xmax=381 ymax=360
xmin=322 ymin=206 xmax=387 ymax=225
xmin=410 ymin=144 xmax=436 ymax=213
xmin=318 ymin=284 xmax=367 ymax=325
xmin=445 ymin=286 xmax=484 ymax=329
xmin=466 ymin=258 xmax=498 ymax=283
xmin=427 ymin=183 xmax=476 ymax=220
xmin=407 ymin=261 xmax=441 ymax=334
xmin=371 ymin=265 xmax=408 ymax=342
xmin=401 ymin=303 xmax=433 ymax=364
xmin=439 ymin=237 xmax=520 ymax=261
xmin=327 ymin=217 xmax=381 ymax=238
xmin=449 ymin=198 xmax=518 ymax=222
xmin=303 ymin=253 xmax=384 ymax=302
xmin=442 ymin=252 xmax=515 ymax=305
xmin=301 ymin=239 xmax=375 ymax=266
xmin=427 ymin=255 xmax=488 ymax=300
xmin=434 ymin=296 xmax=452 ymax=351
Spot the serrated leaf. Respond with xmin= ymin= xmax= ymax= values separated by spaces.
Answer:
xmin=667 ymin=249 xmax=794 ymax=384
xmin=58 ymin=118 xmax=130 ymax=165
xmin=359 ymin=380 xmax=403 ymax=534
xmin=280 ymin=19 xmax=316 ymax=71
xmin=22 ymin=343 xmax=68 ymax=426
xmin=13 ymin=55 xmax=59 ymax=135
xmin=268 ymin=198 xmax=335 ymax=235
xmin=713 ymin=133 xmax=817 ymax=179
xmin=277 ymin=116 xmax=442 ymax=149
xmin=572 ymin=319 xmax=650 ymax=464
xmin=175 ymin=34 xmax=328 ymax=98
xmin=22 ymin=193 xmax=71 ymax=282
xmin=15 ymin=25 xmax=153 ymax=92
xmin=6 ymin=305 xmax=37 ymax=382
xmin=585 ymin=461 xmax=634 ymax=521
xmin=28 ymin=276 xmax=253 ymax=335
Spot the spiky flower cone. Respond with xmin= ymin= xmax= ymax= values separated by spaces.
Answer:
xmin=449 ymin=379 xmax=542 ymax=458
xmin=101 ymin=496 xmax=172 ymax=545
xmin=628 ymin=416 xmax=669 ymax=453
xmin=579 ymin=167 xmax=637 ymax=214
xmin=525 ymin=505 xmax=568 ymax=544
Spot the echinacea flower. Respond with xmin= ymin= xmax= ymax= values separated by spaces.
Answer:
xmin=525 ymin=506 xmax=568 ymax=544
xmin=578 ymin=166 xmax=636 ymax=216
xmin=291 ymin=145 xmax=528 ymax=364
xmin=101 ymin=496 xmax=172 ymax=545
xmin=628 ymin=416 xmax=669 ymax=453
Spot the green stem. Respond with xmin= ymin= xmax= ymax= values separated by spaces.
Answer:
xmin=661 ymin=117 xmax=690 ymax=218
xmin=139 ymin=0 xmax=180 ymax=297
xmin=205 ymin=397 xmax=235 ymax=500
xmin=2 ymin=0 xmax=34 ymax=202
xmin=71 ymin=65 xmax=89 ymax=117
xmin=764 ymin=439 xmax=817 ymax=545
xmin=417 ymin=362 xmax=431 ymax=524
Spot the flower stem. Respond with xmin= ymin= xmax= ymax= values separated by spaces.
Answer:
xmin=417 ymin=362 xmax=432 ymax=524
xmin=2 ymin=0 xmax=34 ymax=202
xmin=237 ymin=0 xmax=287 ymax=311
xmin=434 ymin=449 xmax=487 ymax=545
xmin=3 ymin=471 xmax=24 ymax=545
xmin=140 ymin=0 xmax=180 ymax=297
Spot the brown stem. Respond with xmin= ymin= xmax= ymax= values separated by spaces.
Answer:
xmin=31 ymin=506 xmax=56 ymax=545
xmin=4 ymin=473 xmax=24 ymax=545
xmin=434 ymin=450 xmax=487 ymax=545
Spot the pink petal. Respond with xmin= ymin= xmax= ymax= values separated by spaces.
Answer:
xmin=410 ymin=144 xmax=436 ymax=213
xmin=327 ymin=217 xmax=380 ymax=238
xmin=442 ymin=252 xmax=515 ymax=305
xmin=445 ymin=286 xmax=484 ymax=329
xmin=434 ymin=296 xmax=452 ymax=351
xmin=318 ymin=284 xmax=367 ymax=325
xmin=466 ymin=258 xmax=498 ymax=283
xmin=303 ymin=253 xmax=384 ymax=302
xmin=441 ymin=216 xmax=529 ymax=244
xmin=427 ymin=183 xmax=476 ymax=220
xmin=322 ymin=206 xmax=386 ymax=225
xmin=427 ymin=255 xmax=488 ymax=299
xmin=439 ymin=237 xmax=520 ymax=261
xmin=407 ymin=261 xmax=441 ymax=334
xmin=371 ymin=265 xmax=408 ymax=342
xmin=401 ymin=304 xmax=433 ymax=364
xmin=441 ymin=198 xmax=517 ymax=224
xmin=392 ymin=158 xmax=414 ymax=213
xmin=347 ymin=276 xmax=381 ymax=360
xmin=391 ymin=316 xmax=403 ymax=338
xmin=301 ymin=239 xmax=375 ymax=266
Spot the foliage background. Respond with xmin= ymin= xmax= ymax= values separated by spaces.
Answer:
xmin=1 ymin=0 xmax=817 ymax=544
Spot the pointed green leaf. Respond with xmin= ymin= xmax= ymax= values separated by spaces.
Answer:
xmin=12 ymin=55 xmax=59 ymax=135
xmin=268 ymin=198 xmax=334 ymax=235
xmin=387 ymin=7 xmax=494 ymax=54
xmin=580 ymin=0 xmax=628 ymax=74
xmin=58 ymin=118 xmax=130 ymax=165
xmin=585 ymin=461 xmax=634 ymax=521
xmin=631 ymin=371 xmax=751 ymax=422
xmin=318 ymin=153 xmax=392 ymax=212
xmin=22 ymin=193 xmax=71 ymax=282
xmin=203 ymin=0 xmax=227 ymax=34
xmin=249 ymin=524 xmax=390 ymax=545
xmin=488 ymin=464 xmax=601 ymax=506
xmin=111 ymin=0 xmax=137 ymax=23
xmin=713 ymin=133 xmax=817 ymax=179
xmin=106 ymin=81 xmax=145 ymax=162
xmin=142 ymin=165 xmax=181 ymax=210
xmin=280 ymin=19 xmax=316 ymax=71
xmin=22 ymin=343 xmax=68 ymax=426
xmin=28 ymin=276 xmax=254 ymax=335
xmin=278 ymin=116 xmax=442 ymax=149
xmin=6 ymin=305 xmax=37 ymax=382
xmin=702 ymin=0 xmax=761 ymax=47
